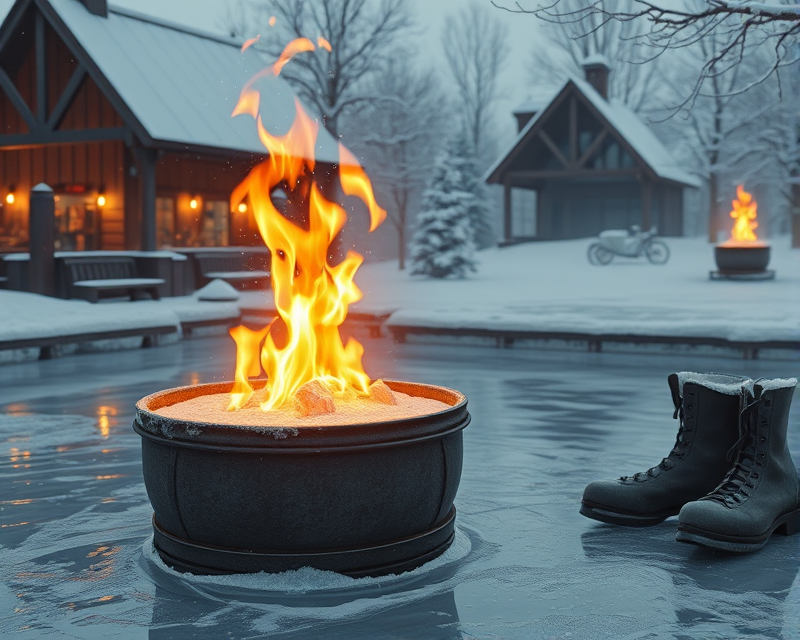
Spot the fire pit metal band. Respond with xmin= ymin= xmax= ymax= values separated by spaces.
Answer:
xmin=134 ymin=380 xmax=469 ymax=577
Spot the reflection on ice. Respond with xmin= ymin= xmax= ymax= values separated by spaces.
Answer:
xmin=1 ymin=339 xmax=798 ymax=638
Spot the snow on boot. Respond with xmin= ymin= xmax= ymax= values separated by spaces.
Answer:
xmin=580 ymin=373 xmax=749 ymax=527
xmin=676 ymin=377 xmax=800 ymax=552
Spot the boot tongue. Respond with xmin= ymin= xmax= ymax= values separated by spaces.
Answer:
xmin=667 ymin=373 xmax=681 ymax=419
xmin=707 ymin=390 xmax=759 ymax=503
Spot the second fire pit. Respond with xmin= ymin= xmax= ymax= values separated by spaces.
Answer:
xmin=711 ymin=185 xmax=775 ymax=280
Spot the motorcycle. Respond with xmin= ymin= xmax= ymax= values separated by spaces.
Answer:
xmin=587 ymin=226 xmax=670 ymax=265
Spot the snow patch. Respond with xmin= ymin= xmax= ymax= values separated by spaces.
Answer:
xmin=143 ymin=527 xmax=471 ymax=593
xmin=196 ymin=279 xmax=241 ymax=302
xmin=756 ymin=377 xmax=797 ymax=392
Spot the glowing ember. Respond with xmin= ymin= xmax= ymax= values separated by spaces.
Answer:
xmin=154 ymin=390 xmax=448 ymax=428
xmin=227 ymin=42 xmax=387 ymax=414
xmin=722 ymin=184 xmax=764 ymax=247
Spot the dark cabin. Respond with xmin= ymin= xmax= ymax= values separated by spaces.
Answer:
xmin=486 ymin=56 xmax=700 ymax=243
xmin=0 ymin=0 xmax=340 ymax=253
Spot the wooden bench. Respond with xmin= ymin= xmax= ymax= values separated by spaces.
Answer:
xmin=63 ymin=256 xmax=165 ymax=303
xmin=194 ymin=252 xmax=270 ymax=290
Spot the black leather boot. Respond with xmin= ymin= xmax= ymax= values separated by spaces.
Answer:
xmin=677 ymin=377 xmax=800 ymax=552
xmin=581 ymin=372 xmax=749 ymax=527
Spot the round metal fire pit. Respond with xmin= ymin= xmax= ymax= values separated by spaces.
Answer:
xmin=714 ymin=244 xmax=771 ymax=272
xmin=133 ymin=380 xmax=468 ymax=577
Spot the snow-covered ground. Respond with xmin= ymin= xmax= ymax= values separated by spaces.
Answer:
xmin=356 ymin=236 xmax=800 ymax=343
xmin=1 ymin=237 xmax=797 ymax=355
xmin=0 ymin=290 xmax=239 ymax=345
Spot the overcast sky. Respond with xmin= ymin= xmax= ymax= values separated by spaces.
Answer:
xmin=0 ymin=0 xmax=544 ymax=143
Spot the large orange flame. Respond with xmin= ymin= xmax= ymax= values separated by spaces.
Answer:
xmin=728 ymin=184 xmax=759 ymax=244
xmin=228 ymin=54 xmax=386 ymax=413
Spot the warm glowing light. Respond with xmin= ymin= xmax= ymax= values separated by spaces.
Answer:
xmin=96 ymin=405 xmax=117 ymax=439
xmin=190 ymin=198 xmax=198 ymax=210
xmin=5 ymin=193 xmax=14 ymax=204
xmin=96 ymin=195 xmax=106 ymax=207
xmin=241 ymin=34 xmax=260 ymax=53
xmin=228 ymin=53 xmax=387 ymax=413
xmin=238 ymin=202 xmax=248 ymax=213
xmin=272 ymin=38 xmax=316 ymax=76
xmin=317 ymin=37 xmax=332 ymax=52
xmin=269 ymin=16 xmax=276 ymax=26
xmin=725 ymin=184 xmax=760 ymax=245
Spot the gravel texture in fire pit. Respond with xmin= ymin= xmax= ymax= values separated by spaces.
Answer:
xmin=153 ymin=389 xmax=450 ymax=427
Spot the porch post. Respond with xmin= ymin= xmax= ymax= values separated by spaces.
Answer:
xmin=642 ymin=178 xmax=652 ymax=231
xmin=29 ymin=183 xmax=55 ymax=296
xmin=135 ymin=148 xmax=158 ymax=251
xmin=503 ymin=176 xmax=512 ymax=242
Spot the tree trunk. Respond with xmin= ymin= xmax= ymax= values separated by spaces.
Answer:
xmin=708 ymin=174 xmax=718 ymax=244
xmin=398 ymin=223 xmax=405 ymax=270
xmin=792 ymin=181 xmax=800 ymax=249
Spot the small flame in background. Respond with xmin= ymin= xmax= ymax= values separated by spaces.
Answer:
xmin=727 ymin=184 xmax=759 ymax=244
xmin=228 ymin=38 xmax=386 ymax=412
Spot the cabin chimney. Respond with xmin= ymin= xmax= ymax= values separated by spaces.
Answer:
xmin=514 ymin=110 xmax=537 ymax=133
xmin=581 ymin=54 xmax=611 ymax=100
xmin=80 ymin=0 xmax=108 ymax=17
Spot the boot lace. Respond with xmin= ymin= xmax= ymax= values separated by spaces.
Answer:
xmin=621 ymin=396 xmax=690 ymax=482
xmin=703 ymin=392 xmax=762 ymax=505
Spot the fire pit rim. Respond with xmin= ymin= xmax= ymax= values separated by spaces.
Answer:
xmin=134 ymin=379 xmax=469 ymax=450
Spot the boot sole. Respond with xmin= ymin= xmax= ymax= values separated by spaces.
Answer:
xmin=676 ymin=507 xmax=800 ymax=553
xmin=580 ymin=501 xmax=680 ymax=527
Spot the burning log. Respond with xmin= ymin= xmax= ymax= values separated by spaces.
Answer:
xmin=294 ymin=379 xmax=336 ymax=417
xmin=369 ymin=379 xmax=398 ymax=405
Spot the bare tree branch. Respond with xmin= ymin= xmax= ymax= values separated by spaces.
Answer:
xmin=442 ymin=2 xmax=510 ymax=158
xmin=229 ymin=0 xmax=413 ymax=139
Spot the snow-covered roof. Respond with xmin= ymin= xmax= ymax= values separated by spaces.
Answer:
xmin=581 ymin=53 xmax=611 ymax=68
xmin=37 ymin=0 xmax=340 ymax=162
xmin=486 ymin=76 xmax=700 ymax=188
xmin=513 ymin=86 xmax=561 ymax=115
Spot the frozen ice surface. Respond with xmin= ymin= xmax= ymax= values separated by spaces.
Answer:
xmin=1 ymin=335 xmax=798 ymax=639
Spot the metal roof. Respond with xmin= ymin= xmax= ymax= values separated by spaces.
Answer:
xmin=40 ymin=0 xmax=340 ymax=161
xmin=486 ymin=77 xmax=701 ymax=189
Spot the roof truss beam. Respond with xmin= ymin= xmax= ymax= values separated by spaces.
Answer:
xmin=46 ymin=63 xmax=86 ymax=130
xmin=0 ymin=66 xmax=38 ymax=131
xmin=577 ymin=128 xmax=609 ymax=168
xmin=0 ymin=126 xmax=131 ymax=149
xmin=538 ymin=130 xmax=571 ymax=169
xmin=0 ymin=0 xmax=32 ymax=53
xmin=35 ymin=9 xmax=46 ymax=124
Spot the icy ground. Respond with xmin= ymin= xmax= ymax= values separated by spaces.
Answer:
xmin=1 ymin=335 xmax=798 ymax=639
xmin=355 ymin=236 xmax=800 ymax=343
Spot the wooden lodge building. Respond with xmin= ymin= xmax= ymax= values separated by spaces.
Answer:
xmin=486 ymin=56 xmax=700 ymax=243
xmin=0 ymin=0 xmax=340 ymax=254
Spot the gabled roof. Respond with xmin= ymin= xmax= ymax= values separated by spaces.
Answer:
xmin=3 ymin=0 xmax=340 ymax=161
xmin=486 ymin=76 xmax=701 ymax=189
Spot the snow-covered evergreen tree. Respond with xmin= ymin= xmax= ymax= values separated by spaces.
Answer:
xmin=451 ymin=129 xmax=495 ymax=249
xmin=410 ymin=144 xmax=478 ymax=279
